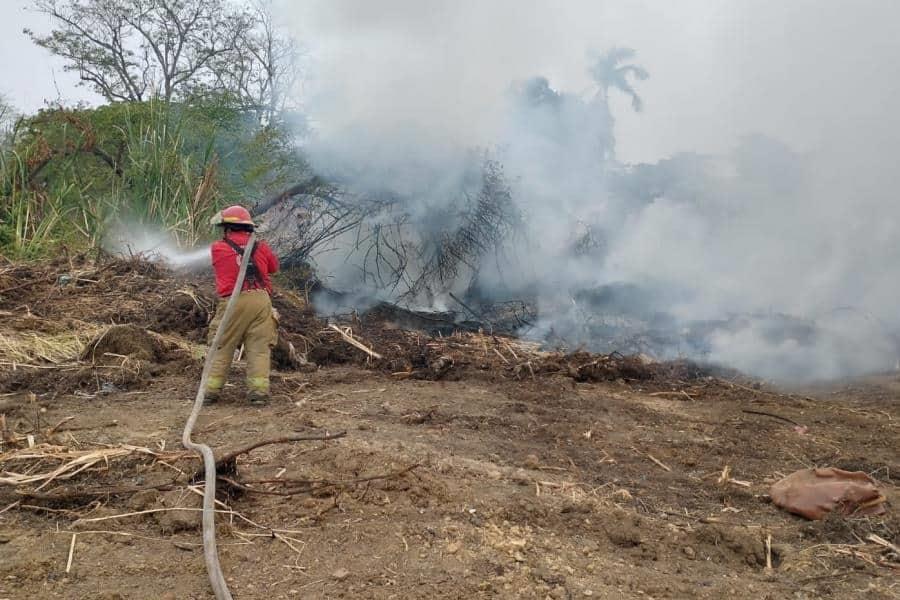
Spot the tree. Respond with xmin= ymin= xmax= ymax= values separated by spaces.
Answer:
xmin=0 ymin=94 xmax=19 ymax=148
xmin=589 ymin=47 xmax=649 ymax=112
xmin=25 ymin=0 xmax=300 ymax=119
xmin=210 ymin=0 xmax=303 ymax=125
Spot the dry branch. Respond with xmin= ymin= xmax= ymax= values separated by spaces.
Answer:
xmin=741 ymin=409 xmax=800 ymax=426
xmin=222 ymin=463 xmax=420 ymax=497
xmin=632 ymin=447 xmax=671 ymax=472
xmin=16 ymin=481 xmax=180 ymax=502
xmin=327 ymin=325 xmax=382 ymax=359
xmin=65 ymin=533 xmax=77 ymax=574
xmin=212 ymin=431 xmax=347 ymax=470
xmin=868 ymin=534 xmax=900 ymax=556
xmin=648 ymin=391 xmax=696 ymax=401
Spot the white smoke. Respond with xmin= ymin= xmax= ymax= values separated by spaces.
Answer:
xmin=274 ymin=0 xmax=900 ymax=381
xmin=104 ymin=224 xmax=210 ymax=269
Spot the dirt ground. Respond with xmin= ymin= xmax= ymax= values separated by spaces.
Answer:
xmin=0 ymin=258 xmax=898 ymax=599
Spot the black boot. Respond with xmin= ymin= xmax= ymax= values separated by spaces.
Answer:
xmin=247 ymin=390 xmax=269 ymax=405
xmin=204 ymin=389 xmax=221 ymax=405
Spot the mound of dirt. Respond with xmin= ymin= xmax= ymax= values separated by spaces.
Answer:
xmin=692 ymin=524 xmax=770 ymax=568
xmin=0 ymin=254 xmax=216 ymax=336
xmin=80 ymin=325 xmax=169 ymax=363
xmin=149 ymin=290 xmax=213 ymax=338
xmin=529 ymin=351 xmax=717 ymax=383
xmin=565 ymin=352 xmax=654 ymax=382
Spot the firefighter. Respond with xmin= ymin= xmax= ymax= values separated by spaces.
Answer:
xmin=205 ymin=205 xmax=279 ymax=404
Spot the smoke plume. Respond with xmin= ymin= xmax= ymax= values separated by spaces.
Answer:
xmin=104 ymin=224 xmax=210 ymax=269
xmin=274 ymin=0 xmax=900 ymax=381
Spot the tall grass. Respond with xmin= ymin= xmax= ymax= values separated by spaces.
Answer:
xmin=0 ymin=149 xmax=84 ymax=257
xmin=0 ymin=101 xmax=225 ymax=258
xmin=114 ymin=102 xmax=220 ymax=246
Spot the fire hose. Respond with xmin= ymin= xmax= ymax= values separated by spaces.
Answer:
xmin=181 ymin=233 xmax=257 ymax=600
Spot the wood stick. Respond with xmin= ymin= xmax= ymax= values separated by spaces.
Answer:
xmin=717 ymin=465 xmax=732 ymax=485
xmin=65 ymin=533 xmax=77 ymax=574
xmin=74 ymin=507 xmax=230 ymax=526
xmin=327 ymin=324 xmax=382 ymax=359
xmin=75 ymin=506 xmax=307 ymax=539
xmin=645 ymin=453 xmax=671 ymax=472
xmin=492 ymin=348 xmax=510 ymax=364
xmin=233 ymin=464 xmax=420 ymax=491
xmin=867 ymin=534 xmax=900 ymax=555
xmin=765 ymin=534 xmax=773 ymax=571
xmin=0 ymin=362 xmax=79 ymax=370
xmin=217 ymin=477 xmax=291 ymax=496
xmin=720 ymin=378 xmax=775 ymax=396
xmin=212 ymin=431 xmax=347 ymax=468
xmin=648 ymin=391 xmax=696 ymax=401
xmin=46 ymin=416 xmax=76 ymax=436
xmin=18 ymin=480 xmax=180 ymax=502
xmin=273 ymin=532 xmax=306 ymax=556
xmin=741 ymin=409 xmax=800 ymax=426
xmin=69 ymin=529 xmax=206 ymax=545
xmin=632 ymin=447 xmax=671 ymax=472
xmin=19 ymin=504 xmax=83 ymax=517
xmin=0 ymin=500 xmax=21 ymax=515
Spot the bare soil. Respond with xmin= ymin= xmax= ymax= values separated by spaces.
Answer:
xmin=0 ymin=257 xmax=897 ymax=599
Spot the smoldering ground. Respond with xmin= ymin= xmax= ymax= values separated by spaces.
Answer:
xmin=268 ymin=1 xmax=900 ymax=381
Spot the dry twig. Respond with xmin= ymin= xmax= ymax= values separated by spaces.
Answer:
xmin=741 ymin=409 xmax=800 ymax=426
xmin=211 ymin=431 xmax=347 ymax=471
xmin=65 ymin=533 xmax=77 ymax=574
xmin=327 ymin=324 xmax=382 ymax=359
xmin=632 ymin=447 xmax=671 ymax=472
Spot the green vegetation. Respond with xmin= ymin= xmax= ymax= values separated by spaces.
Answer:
xmin=0 ymin=100 xmax=303 ymax=258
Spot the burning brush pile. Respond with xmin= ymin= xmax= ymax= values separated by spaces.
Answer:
xmin=0 ymin=254 xmax=722 ymax=398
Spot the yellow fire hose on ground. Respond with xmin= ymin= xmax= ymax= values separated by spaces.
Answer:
xmin=181 ymin=233 xmax=257 ymax=600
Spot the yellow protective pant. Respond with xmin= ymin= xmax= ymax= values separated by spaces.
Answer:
xmin=206 ymin=290 xmax=277 ymax=394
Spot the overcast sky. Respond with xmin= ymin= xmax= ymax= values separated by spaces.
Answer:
xmin=280 ymin=0 xmax=900 ymax=164
xmin=1 ymin=2 xmax=95 ymax=110
xmin=3 ymin=1 xmax=900 ymax=163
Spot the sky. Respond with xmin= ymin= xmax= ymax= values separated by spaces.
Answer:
xmin=277 ymin=0 xmax=900 ymax=164
xmin=4 ymin=1 xmax=899 ymax=163
xmin=0 ymin=2 xmax=96 ymax=110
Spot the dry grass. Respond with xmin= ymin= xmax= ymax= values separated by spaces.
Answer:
xmin=0 ymin=442 xmax=192 ymax=491
xmin=0 ymin=315 xmax=201 ymax=370
xmin=0 ymin=324 xmax=104 ymax=367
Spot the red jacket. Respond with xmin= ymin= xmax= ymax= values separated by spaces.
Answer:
xmin=211 ymin=231 xmax=279 ymax=297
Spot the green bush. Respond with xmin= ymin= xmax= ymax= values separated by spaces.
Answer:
xmin=0 ymin=99 xmax=304 ymax=258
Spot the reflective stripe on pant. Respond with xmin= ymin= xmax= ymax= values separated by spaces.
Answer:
xmin=206 ymin=290 xmax=277 ymax=393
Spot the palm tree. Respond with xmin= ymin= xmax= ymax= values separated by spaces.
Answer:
xmin=589 ymin=48 xmax=649 ymax=112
